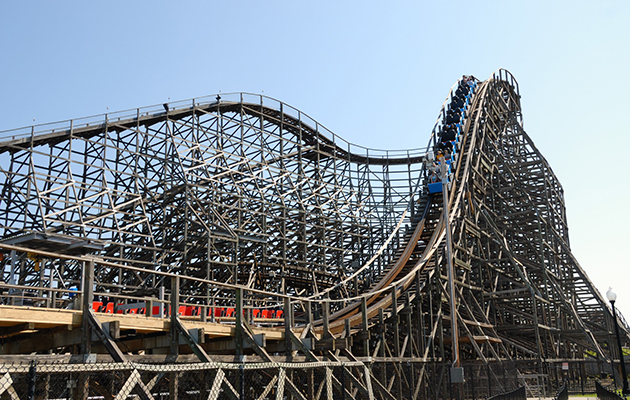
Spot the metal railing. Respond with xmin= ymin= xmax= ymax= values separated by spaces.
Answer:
xmin=0 ymin=92 xmax=428 ymax=161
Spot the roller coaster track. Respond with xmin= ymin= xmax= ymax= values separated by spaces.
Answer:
xmin=330 ymin=71 xmax=624 ymax=352
xmin=0 ymin=70 xmax=627 ymax=400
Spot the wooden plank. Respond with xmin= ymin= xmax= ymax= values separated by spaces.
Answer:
xmin=0 ymin=305 xmax=79 ymax=327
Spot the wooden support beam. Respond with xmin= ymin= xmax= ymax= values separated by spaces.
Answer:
xmin=288 ymin=328 xmax=318 ymax=362
xmin=361 ymin=297 xmax=370 ymax=357
xmin=284 ymin=296 xmax=293 ymax=360
xmin=314 ymin=337 xmax=352 ymax=351
xmin=240 ymin=321 xmax=272 ymax=362
xmin=323 ymin=300 xmax=331 ymax=339
xmin=391 ymin=287 xmax=400 ymax=358
xmin=170 ymin=276 xmax=179 ymax=357
xmin=235 ymin=286 xmax=243 ymax=358
xmin=81 ymin=259 xmax=94 ymax=355
xmin=367 ymin=371 xmax=397 ymax=400
xmin=172 ymin=317 xmax=211 ymax=363
xmin=86 ymin=310 xmax=155 ymax=400
xmin=86 ymin=310 xmax=125 ymax=363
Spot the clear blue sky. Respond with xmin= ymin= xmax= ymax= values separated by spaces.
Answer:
xmin=1 ymin=1 xmax=629 ymax=314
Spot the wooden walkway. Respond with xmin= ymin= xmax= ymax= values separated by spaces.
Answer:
xmin=0 ymin=304 xmax=285 ymax=356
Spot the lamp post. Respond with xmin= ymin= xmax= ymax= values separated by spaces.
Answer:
xmin=606 ymin=287 xmax=629 ymax=395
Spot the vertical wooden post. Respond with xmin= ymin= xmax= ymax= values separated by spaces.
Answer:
xmin=392 ymin=287 xmax=402 ymax=400
xmin=146 ymin=298 xmax=153 ymax=318
xmin=361 ymin=297 xmax=369 ymax=357
xmin=405 ymin=294 xmax=414 ymax=399
xmin=323 ymin=300 xmax=331 ymax=338
xmin=345 ymin=318 xmax=351 ymax=343
xmin=77 ymin=259 xmax=94 ymax=400
xmin=38 ymin=259 xmax=45 ymax=306
xmin=305 ymin=300 xmax=312 ymax=326
xmin=27 ymin=361 xmax=36 ymax=400
xmin=80 ymin=260 xmax=94 ymax=355
xmin=158 ymin=286 xmax=165 ymax=318
xmin=169 ymin=372 xmax=179 ymax=400
xmin=9 ymin=250 xmax=16 ymax=306
xmin=236 ymin=287 xmax=243 ymax=357
xmin=405 ymin=295 xmax=413 ymax=357
xmin=379 ymin=308 xmax=386 ymax=384
xmin=284 ymin=296 xmax=293 ymax=359
xmin=169 ymin=277 xmax=180 ymax=400
xmin=200 ymin=303 xmax=207 ymax=323
xmin=308 ymin=368 xmax=315 ymax=400
xmin=391 ymin=287 xmax=400 ymax=357
xmin=470 ymin=365 xmax=476 ymax=400
xmin=170 ymin=276 xmax=180 ymax=356
xmin=416 ymin=272 xmax=426 ymax=352
xmin=48 ymin=265 xmax=54 ymax=308
xmin=50 ymin=262 xmax=57 ymax=309
xmin=204 ymin=234 xmax=210 ymax=324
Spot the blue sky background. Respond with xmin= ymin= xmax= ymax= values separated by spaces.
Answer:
xmin=1 ymin=1 xmax=629 ymax=314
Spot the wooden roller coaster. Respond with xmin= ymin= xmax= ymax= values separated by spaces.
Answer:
xmin=0 ymin=69 xmax=626 ymax=399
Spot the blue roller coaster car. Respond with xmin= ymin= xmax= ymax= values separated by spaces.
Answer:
xmin=428 ymin=182 xmax=442 ymax=194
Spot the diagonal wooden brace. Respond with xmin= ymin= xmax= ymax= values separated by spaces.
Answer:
xmin=172 ymin=317 xmax=212 ymax=363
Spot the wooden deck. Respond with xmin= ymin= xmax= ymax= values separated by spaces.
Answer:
xmin=0 ymin=305 xmax=286 ymax=356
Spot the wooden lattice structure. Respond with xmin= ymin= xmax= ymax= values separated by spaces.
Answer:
xmin=0 ymin=69 xmax=626 ymax=399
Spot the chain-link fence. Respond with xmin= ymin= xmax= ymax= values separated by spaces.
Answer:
xmin=0 ymin=360 xmax=377 ymax=400
xmin=0 ymin=358 xmax=610 ymax=399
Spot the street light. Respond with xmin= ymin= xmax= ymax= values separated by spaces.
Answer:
xmin=606 ymin=287 xmax=629 ymax=395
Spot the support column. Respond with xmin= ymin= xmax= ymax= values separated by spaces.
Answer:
xmin=80 ymin=260 xmax=94 ymax=355
xmin=236 ymin=287 xmax=244 ymax=357
xmin=361 ymin=297 xmax=369 ymax=357
xmin=284 ymin=296 xmax=293 ymax=360
xmin=78 ymin=261 xmax=93 ymax=400
xmin=169 ymin=277 xmax=180 ymax=400
xmin=170 ymin=276 xmax=180 ymax=356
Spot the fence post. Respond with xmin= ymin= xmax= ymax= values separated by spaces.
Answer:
xmin=341 ymin=365 xmax=346 ymax=400
xmin=470 ymin=365 xmax=475 ymax=400
xmin=487 ymin=363 xmax=492 ymax=397
xmin=239 ymin=364 xmax=245 ymax=400
xmin=27 ymin=361 xmax=36 ymax=400
xmin=580 ymin=362 xmax=586 ymax=395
